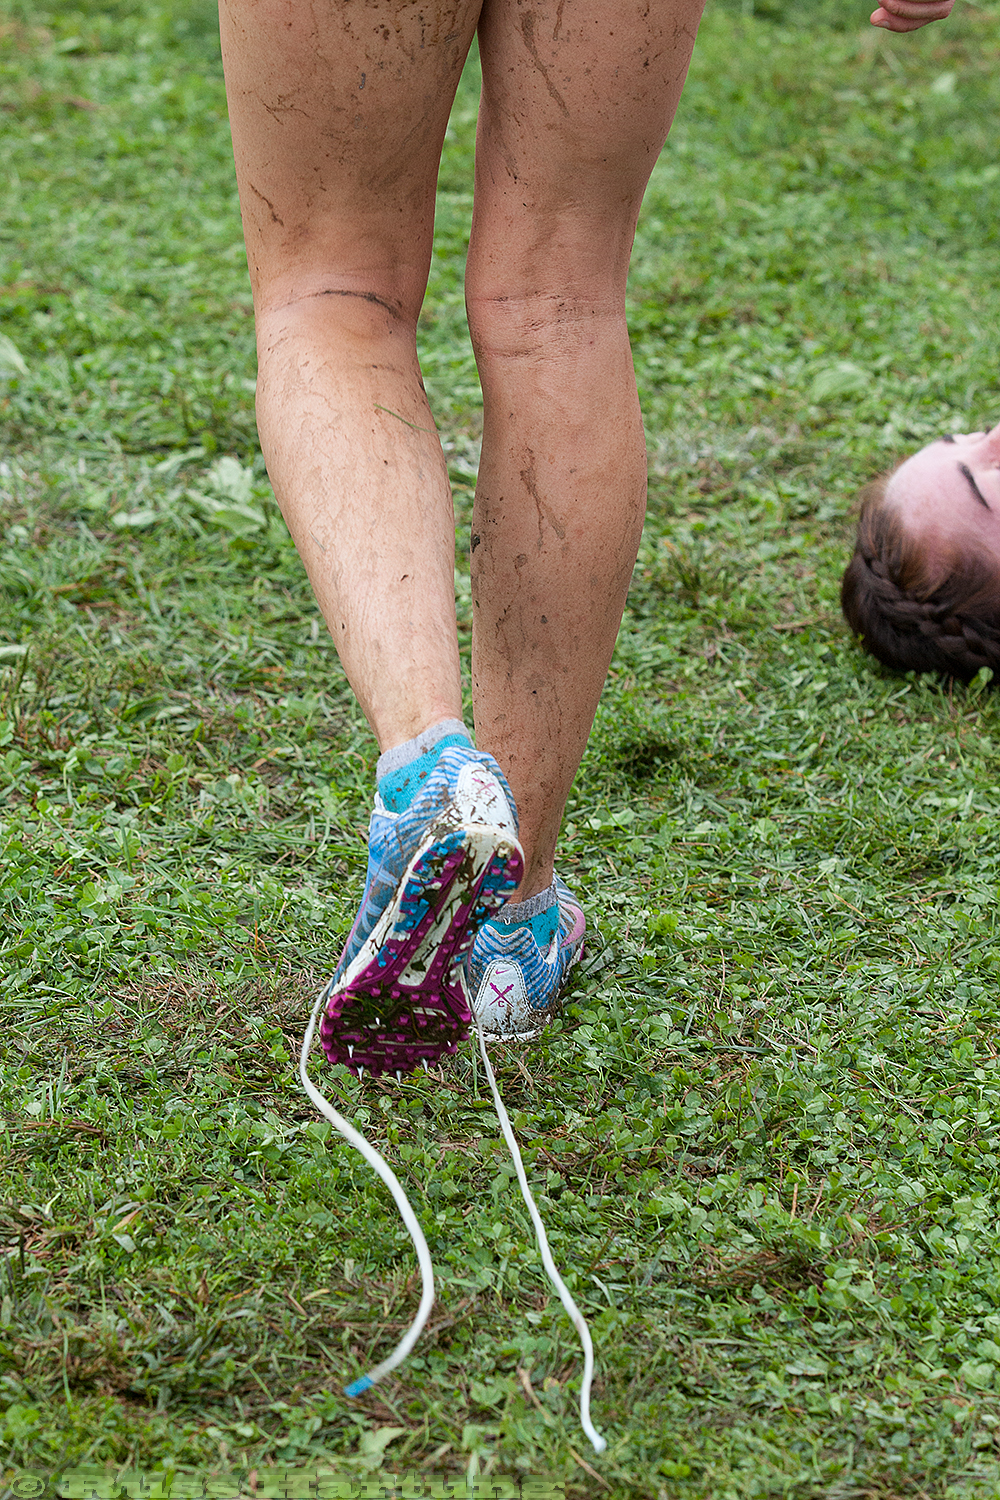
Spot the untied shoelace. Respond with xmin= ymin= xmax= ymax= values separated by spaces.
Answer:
xmin=299 ymin=986 xmax=607 ymax=1453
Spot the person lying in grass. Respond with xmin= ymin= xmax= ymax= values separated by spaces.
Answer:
xmin=841 ymin=422 xmax=1000 ymax=682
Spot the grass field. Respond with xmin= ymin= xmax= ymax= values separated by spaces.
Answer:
xmin=2 ymin=0 xmax=1000 ymax=1493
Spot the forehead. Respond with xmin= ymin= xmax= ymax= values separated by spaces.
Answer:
xmin=884 ymin=454 xmax=1000 ymax=563
xmin=887 ymin=442 xmax=957 ymax=495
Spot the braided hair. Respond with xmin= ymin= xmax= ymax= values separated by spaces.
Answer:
xmin=841 ymin=475 xmax=1000 ymax=684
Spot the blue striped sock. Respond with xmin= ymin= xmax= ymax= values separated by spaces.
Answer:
xmin=376 ymin=719 xmax=472 ymax=813
xmin=491 ymin=880 xmax=558 ymax=948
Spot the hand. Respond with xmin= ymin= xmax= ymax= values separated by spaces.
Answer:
xmin=870 ymin=0 xmax=955 ymax=31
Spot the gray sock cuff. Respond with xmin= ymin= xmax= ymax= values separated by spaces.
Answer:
xmin=376 ymin=718 xmax=471 ymax=783
xmin=494 ymin=878 xmax=557 ymax=924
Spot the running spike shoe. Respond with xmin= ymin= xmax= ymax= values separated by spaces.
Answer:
xmin=467 ymin=875 xmax=585 ymax=1042
xmin=319 ymin=746 xmax=523 ymax=1077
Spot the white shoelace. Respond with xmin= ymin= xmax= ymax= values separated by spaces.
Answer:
xmin=299 ymin=988 xmax=435 ymax=1393
xmin=299 ymin=985 xmax=607 ymax=1451
xmin=475 ymin=1026 xmax=606 ymax=1453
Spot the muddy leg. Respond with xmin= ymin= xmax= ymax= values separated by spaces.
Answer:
xmin=468 ymin=0 xmax=706 ymax=894
xmin=219 ymin=0 xmax=484 ymax=750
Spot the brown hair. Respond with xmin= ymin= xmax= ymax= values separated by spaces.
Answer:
xmin=841 ymin=474 xmax=1000 ymax=683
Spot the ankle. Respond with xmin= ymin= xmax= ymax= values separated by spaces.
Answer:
xmin=375 ymin=718 xmax=472 ymax=813
xmin=507 ymin=867 xmax=556 ymax=904
xmin=494 ymin=878 xmax=559 ymax=947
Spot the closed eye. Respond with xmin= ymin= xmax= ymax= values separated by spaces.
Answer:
xmin=960 ymin=463 xmax=991 ymax=510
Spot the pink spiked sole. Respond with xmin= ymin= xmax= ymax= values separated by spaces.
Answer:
xmin=319 ymin=824 xmax=523 ymax=1078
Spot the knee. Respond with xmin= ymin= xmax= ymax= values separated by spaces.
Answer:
xmin=250 ymin=247 xmax=432 ymax=333
xmin=254 ymin=277 xmax=423 ymax=361
xmin=464 ymin=223 xmax=633 ymax=365
xmin=465 ymin=282 xmax=628 ymax=367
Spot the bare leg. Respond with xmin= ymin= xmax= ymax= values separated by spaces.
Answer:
xmin=219 ymin=0 xmax=483 ymax=751
xmin=468 ymin=0 xmax=705 ymax=896
xmin=221 ymin=0 xmax=703 ymax=881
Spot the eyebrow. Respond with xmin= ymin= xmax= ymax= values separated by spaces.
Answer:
xmin=959 ymin=462 xmax=991 ymax=510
